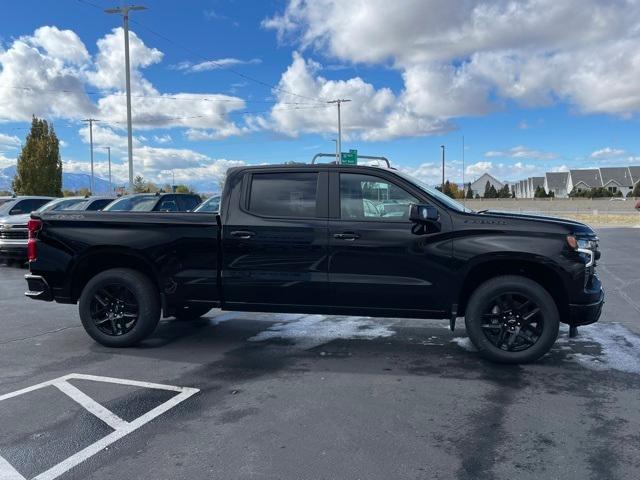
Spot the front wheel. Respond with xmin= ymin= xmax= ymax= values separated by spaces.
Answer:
xmin=79 ymin=268 xmax=160 ymax=347
xmin=464 ymin=275 xmax=559 ymax=364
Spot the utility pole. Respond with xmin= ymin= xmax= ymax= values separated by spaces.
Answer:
xmin=441 ymin=145 xmax=446 ymax=193
xmin=327 ymin=99 xmax=351 ymax=163
xmin=462 ymin=136 xmax=465 ymax=206
xmin=105 ymin=5 xmax=147 ymax=194
xmin=104 ymin=146 xmax=112 ymax=194
xmin=83 ymin=119 xmax=99 ymax=194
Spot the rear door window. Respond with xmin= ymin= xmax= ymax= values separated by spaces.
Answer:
xmin=248 ymin=172 xmax=318 ymax=218
xmin=156 ymin=196 xmax=178 ymax=212
xmin=10 ymin=199 xmax=50 ymax=215
xmin=177 ymin=195 xmax=200 ymax=211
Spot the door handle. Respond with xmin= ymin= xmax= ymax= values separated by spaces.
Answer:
xmin=333 ymin=232 xmax=360 ymax=241
xmin=230 ymin=230 xmax=255 ymax=239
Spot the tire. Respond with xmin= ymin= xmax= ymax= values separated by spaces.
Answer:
xmin=174 ymin=305 xmax=211 ymax=321
xmin=464 ymin=275 xmax=559 ymax=364
xmin=78 ymin=268 xmax=160 ymax=347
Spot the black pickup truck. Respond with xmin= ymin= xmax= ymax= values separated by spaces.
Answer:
xmin=24 ymin=163 xmax=604 ymax=363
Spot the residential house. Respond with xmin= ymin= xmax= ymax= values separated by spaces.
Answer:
xmin=544 ymin=172 xmax=569 ymax=198
xmin=629 ymin=166 xmax=640 ymax=190
xmin=469 ymin=173 xmax=504 ymax=197
xmin=567 ymin=169 xmax=602 ymax=195
xmin=528 ymin=177 xmax=545 ymax=197
xmin=599 ymin=167 xmax=634 ymax=196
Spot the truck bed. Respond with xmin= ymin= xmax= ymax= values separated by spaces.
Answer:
xmin=30 ymin=211 xmax=221 ymax=312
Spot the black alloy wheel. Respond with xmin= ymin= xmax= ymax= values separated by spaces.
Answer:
xmin=90 ymin=284 xmax=139 ymax=336
xmin=79 ymin=268 xmax=160 ymax=347
xmin=464 ymin=275 xmax=559 ymax=364
xmin=480 ymin=293 xmax=543 ymax=352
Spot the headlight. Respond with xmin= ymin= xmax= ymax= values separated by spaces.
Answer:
xmin=566 ymin=235 xmax=598 ymax=268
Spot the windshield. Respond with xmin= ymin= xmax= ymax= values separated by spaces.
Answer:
xmin=0 ymin=200 xmax=15 ymax=215
xmin=104 ymin=195 xmax=157 ymax=212
xmin=35 ymin=198 xmax=86 ymax=213
xmin=0 ymin=199 xmax=11 ymax=208
xmin=194 ymin=195 xmax=221 ymax=213
xmin=394 ymin=170 xmax=473 ymax=213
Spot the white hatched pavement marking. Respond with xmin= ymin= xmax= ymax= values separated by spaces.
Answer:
xmin=0 ymin=373 xmax=199 ymax=480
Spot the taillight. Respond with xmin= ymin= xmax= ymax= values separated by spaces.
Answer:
xmin=27 ymin=219 xmax=42 ymax=262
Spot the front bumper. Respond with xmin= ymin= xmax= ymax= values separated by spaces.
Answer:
xmin=568 ymin=288 xmax=604 ymax=326
xmin=0 ymin=239 xmax=27 ymax=260
xmin=24 ymin=274 xmax=53 ymax=301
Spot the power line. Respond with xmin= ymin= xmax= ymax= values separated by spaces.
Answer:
xmin=0 ymin=85 xmax=322 ymax=106
xmin=73 ymin=0 xmax=324 ymax=103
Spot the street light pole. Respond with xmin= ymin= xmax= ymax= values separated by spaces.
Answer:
xmin=327 ymin=99 xmax=351 ymax=163
xmin=83 ymin=119 xmax=98 ymax=194
xmin=331 ymin=139 xmax=338 ymax=163
xmin=105 ymin=5 xmax=147 ymax=194
xmin=441 ymin=145 xmax=446 ymax=192
xmin=104 ymin=146 xmax=112 ymax=194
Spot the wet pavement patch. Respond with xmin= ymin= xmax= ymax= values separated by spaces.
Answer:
xmin=0 ymin=374 xmax=198 ymax=480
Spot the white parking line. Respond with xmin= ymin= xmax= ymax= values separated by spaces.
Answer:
xmin=0 ymin=373 xmax=199 ymax=480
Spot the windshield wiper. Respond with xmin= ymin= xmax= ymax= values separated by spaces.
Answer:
xmin=476 ymin=209 xmax=490 ymax=214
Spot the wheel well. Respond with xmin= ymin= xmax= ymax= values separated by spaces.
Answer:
xmin=71 ymin=252 xmax=159 ymax=303
xmin=458 ymin=260 xmax=568 ymax=319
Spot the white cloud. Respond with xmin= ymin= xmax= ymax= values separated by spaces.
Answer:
xmin=174 ymin=57 xmax=261 ymax=73
xmin=0 ymin=26 xmax=249 ymax=140
xmin=589 ymin=147 xmax=626 ymax=159
xmin=31 ymin=26 xmax=89 ymax=65
xmin=465 ymin=160 xmax=540 ymax=180
xmin=255 ymin=52 xmax=452 ymax=141
xmin=265 ymin=0 xmax=640 ymax=119
xmin=0 ymin=133 xmax=20 ymax=147
xmin=484 ymin=145 xmax=557 ymax=160
xmin=0 ymin=26 xmax=96 ymax=121
xmin=153 ymin=134 xmax=172 ymax=144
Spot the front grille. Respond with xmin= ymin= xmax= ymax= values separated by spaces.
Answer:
xmin=0 ymin=230 xmax=28 ymax=240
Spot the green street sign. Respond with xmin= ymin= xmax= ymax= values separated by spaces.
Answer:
xmin=341 ymin=149 xmax=357 ymax=165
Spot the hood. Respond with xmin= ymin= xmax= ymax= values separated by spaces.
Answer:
xmin=0 ymin=213 xmax=30 ymax=226
xmin=475 ymin=210 xmax=596 ymax=235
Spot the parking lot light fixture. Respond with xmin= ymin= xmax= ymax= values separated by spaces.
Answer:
xmin=105 ymin=5 xmax=147 ymax=194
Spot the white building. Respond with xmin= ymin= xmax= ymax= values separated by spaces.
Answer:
xmin=469 ymin=173 xmax=504 ymax=197
xmin=544 ymin=172 xmax=570 ymax=198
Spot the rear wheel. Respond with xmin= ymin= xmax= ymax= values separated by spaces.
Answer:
xmin=464 ymin=275 xmax=559 ymax=364
xmin=174 ymin=305 xmax=211 ymax=321
xmin=79 ymin=268 xmax=160 ymax=347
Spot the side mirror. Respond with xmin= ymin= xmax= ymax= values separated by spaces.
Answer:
xmin=409 ymin=204 xmax=439 ymax=224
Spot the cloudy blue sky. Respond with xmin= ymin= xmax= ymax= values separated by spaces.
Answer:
xmin=0 ymin=0 xmax=639 ymax=191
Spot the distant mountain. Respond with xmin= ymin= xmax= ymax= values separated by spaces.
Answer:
xmin=0 ymin=165 xmax=113 ymax=194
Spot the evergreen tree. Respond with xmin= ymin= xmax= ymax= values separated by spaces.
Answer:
xmin=483 ymin=181 xmax=492 ymax=198
xmin=498 ymin=185 xmax=511 ymax=198
xmin=488 ymin=185 xmax=498 ymax=198
xmin=133 ymin=175 xmax=147 ymax=193
xmin=465 ymin=183 xmax=474 ymax=199
xmin=632 ymin=181 xmax=640 ymax=198
xmin=13 ymin=116 xmax=62 ymax=196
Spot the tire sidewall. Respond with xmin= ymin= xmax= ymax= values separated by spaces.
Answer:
xmin=79 ymin=269 xmax=160 ymax=347
xmin=465 ymin=276 xmax=560 ymax=364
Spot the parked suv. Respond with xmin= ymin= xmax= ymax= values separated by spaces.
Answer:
xmin=103 ymin=193 xmax=201 ymax=212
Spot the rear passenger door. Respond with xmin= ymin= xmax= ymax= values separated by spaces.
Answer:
xmin=222 ymin=169 xmax=329 ymax=308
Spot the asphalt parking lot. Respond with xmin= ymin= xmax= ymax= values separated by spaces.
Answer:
xmin=0 ymin=228 xmax=639 ymax=480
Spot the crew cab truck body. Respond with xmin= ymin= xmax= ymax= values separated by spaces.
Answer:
xmin=25 ymin=164 xmax=604 ymax=363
